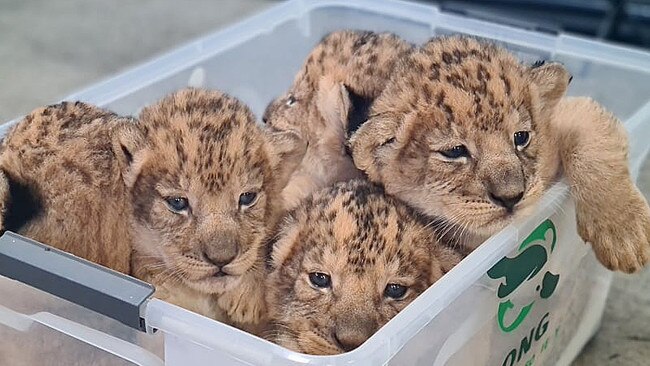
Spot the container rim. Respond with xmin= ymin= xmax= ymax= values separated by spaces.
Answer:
xmin=27 ymin=0 xmax=650 ymax=117
xmin=144 ymin=184 xmax=572 ymax=364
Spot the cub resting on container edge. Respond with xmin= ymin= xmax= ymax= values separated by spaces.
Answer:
xmin=266 ymin=31 xmax=650 ymax=273
xmin=0 ymin=88 xmax=304 ymax=330
xmin=349 ymin=35 xmax=650 ymax=273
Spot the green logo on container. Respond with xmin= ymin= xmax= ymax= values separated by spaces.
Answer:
xmin=487 ymin=219 xmax=561 ymax=366
xmin=487 ymin=219 xmax=559 ymax=333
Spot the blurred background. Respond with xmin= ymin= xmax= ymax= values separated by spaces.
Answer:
xmin=425 ymin=0 xmax=650 ymax=48
xmin=0 ymin=1 xmax=648 ymax=365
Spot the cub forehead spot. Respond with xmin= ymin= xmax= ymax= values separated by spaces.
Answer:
xmin=315 ymin=245 xmax=348 ymax=273
xmin=297 ymin=183 xmax=419 ymax=274
xmin=331 ymin=204 xmax=358 ymax=244
xmin=403 ymin=73 xmax=530 ymax=134
xmin=139 ymin=89 xmax=270 ymax=193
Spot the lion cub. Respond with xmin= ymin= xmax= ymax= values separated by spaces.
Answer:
xmin=262 ymin=30 xmax=413 ymax=209
xmin=0 ymin=88 xmax=304 ymax=328
xmin=129 ymin=88 xmax=306 ymax=328
xmin=350 ymin=35 xmax=650 ymax=272
xmin=0 ymin=101 xmax=137 ymax=273
xmin=266 ymin=180 xmax=461 ymax=355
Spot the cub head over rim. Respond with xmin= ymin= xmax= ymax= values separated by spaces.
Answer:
xmin=351 ymin=36 xmax=571 ymax=240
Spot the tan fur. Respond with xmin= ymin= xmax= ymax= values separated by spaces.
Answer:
xmin=553 ymin=97 xmax=650 ymax=272
xmin=0 ymin=88 xmax=304 ymax=329
xmin=266 ymin=180 xmax=461 ymax=355
xmin=126 ymin=88 xmax=304 ymax=328
xmin=0 ymin=103 xmax=149 ymax=365
xmin=350 ymin=35 xmax=650 ymax=272
xmin=262 ymin=30 xmax=414 ymax=209
xmin=0 ymin=102 xmax=136 ymax=273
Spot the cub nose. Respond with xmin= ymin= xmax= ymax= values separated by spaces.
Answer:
xmin=334 ymin=316 xmax=377 ymax=352
xmin=202 ymin=239 xmax=238 ymax=267
xmin=489 ymin=191 xmax=524 ymax=212
xmin=333 ymin=330 xmax=367 ymax=353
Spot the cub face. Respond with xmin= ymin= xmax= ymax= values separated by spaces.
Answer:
xmin=351 ymin=36 xmax=570 ymax=240
xmin=267 ymin=180 xmax=461 ymax=355
xmin=262 ymin=31 xmax=414 ymax=209
xmin=121 ymin=88 xmax=303 ymax=295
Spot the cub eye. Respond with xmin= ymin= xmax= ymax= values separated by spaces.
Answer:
xmin=165 ymin=197 xmax=189 ymax=213
xmin=514 ymin=131 xmax=531 ymax=150
xmin=380 ymin=137 xmax=396 ymax=147
xmin=309 ymin=272 xmax=331 ymax=289
xmin=384 ymin=283 xmax=408 ymax=299
xmin=286 ymin=94 xmax=297 ymax=107
xmin=238 ymin=192 xmax=258 ymax=207
xmin=439 ymin=145 xmax=469 ymax=159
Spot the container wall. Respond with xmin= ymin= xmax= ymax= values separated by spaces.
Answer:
xmin=1 ymin=0 xmax=649 ymax=365
xmin=0 ymin=275 xmax=164 ymax=366
xmin=387 ymin=198 xmax=613 ymax=366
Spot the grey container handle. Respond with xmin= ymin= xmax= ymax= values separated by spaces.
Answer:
xmin=0 ymin=231 xmax=154 ymax=332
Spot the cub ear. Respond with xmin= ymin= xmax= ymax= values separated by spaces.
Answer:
xmin=348 ymin=115 xmax=399 ymax=182
xmin=529 ymin=62 xmax=571 ymax=113
xmin=112 ymin=118 xmax=148 ymax=188
xmin=316 ymin=76 xmax=374 ymax=138
xmin=316 ymin=75 xmax=351 ymax=132
xmin=264 ymin=128 xmax=307 ymax=191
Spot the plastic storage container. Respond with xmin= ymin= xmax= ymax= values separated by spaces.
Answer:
xmin=1 ymin=0 xmax=650 ymax=365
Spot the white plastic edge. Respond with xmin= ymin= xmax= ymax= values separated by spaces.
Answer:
xmin=144 ymin=299 xmax=294 ymax=364
xmin=142 ymin=184 xmax=571 ymax=365
xmin=51 ymin=0 xmax=650 ymax=114
xmin=0 ymin=304 xmax=164 ymax=366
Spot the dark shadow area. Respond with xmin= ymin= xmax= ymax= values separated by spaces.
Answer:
xmin=422 ymin=0 xmax=650 ymax=49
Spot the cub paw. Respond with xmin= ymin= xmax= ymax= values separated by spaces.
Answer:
xmin=216 ymin=271 xmax=266 ymax=326
xmin=576 ymin=186 xmax=650 ymax=273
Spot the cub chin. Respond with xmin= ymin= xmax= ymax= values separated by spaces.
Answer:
xmin=262 ymin=30 xmax=413 ymax=210
xmin=128 ymin=88 xmax=304 ymax=329
xmin=266 ymin=180 xmax=461 ymax=355
xmin=350 ymin=35 xmax=650 ymax=273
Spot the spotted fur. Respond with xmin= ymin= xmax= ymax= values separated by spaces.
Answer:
xmin=0 ymin=101 xmax=136 ymax=273
xmin=128 ymin=88 xmax=303 ymax=328
xmin=350 ymin=35 xmax=650 ymax=272
xmin=266 ymin=180 xmax=461 ymax=355
xmin=262 ymin=30 xmax=414 ymax=209
xmin=0 ymin=88 xmax=304 ymax=329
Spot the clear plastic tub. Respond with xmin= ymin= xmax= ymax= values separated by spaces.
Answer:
xmin=1 ymin=0 xmax=650 ymax=365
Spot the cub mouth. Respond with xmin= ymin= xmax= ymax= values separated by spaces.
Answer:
xmin=213 ymin=270 xmax=227 ymax=278
xmin=187 ymin=270 xmax=242 ymax=294
xmin=203 ymin=265 xmax=237 ymax=280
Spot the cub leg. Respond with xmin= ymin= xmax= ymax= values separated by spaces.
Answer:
xmin=554 ymin=97 xmax=650 ymax=272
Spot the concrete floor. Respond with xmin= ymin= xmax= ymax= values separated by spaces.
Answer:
xmin=0 ymin=0 xmax=648 ymax=365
